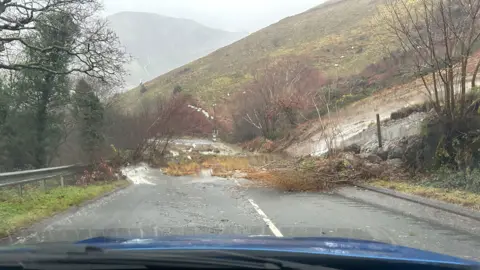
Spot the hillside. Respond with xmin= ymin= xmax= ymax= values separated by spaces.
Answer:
xmin=107 ymin=12 xmax=247 ymax=89
xmin=119 ymin=0 xmax=396 ymax=110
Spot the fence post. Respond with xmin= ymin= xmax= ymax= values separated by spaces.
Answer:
xmin=42 ymin=179 xmax=47 ymax=192
xmin=18 ymin=184 xmax=23 ymax=196
xmin=72 ymin=174 xmax=77 ymax=185
xmin=60 ymin=175 xmax=64 ymax=187
xmin=376 ymin=114 xmax=383 ymax=148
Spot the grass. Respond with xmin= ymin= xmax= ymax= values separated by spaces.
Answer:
xmin=162 ymin=155 xmax=315 ymax=191
xmin=204 ymin=156 xmax=251 ymax=176
xmin=163 ymin=154 xmax=378 ymax=192
xmin=0 ymin=180 xmax=130 ymax=238
xmin=371 ymin=180 xmax=480 ymax=211
xmin=163 ymin=156 xmax=252 ymax=177
xmin=119 ymin=0 xmax=394 ymax=111
xmin=244 ymin=170 xmax=331 ymax=192
xmin=164 ymin=162 xmax=201 ymax=176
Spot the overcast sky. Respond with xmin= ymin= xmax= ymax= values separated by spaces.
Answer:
xmin=102 ymin=0 xmax=325 ymax=33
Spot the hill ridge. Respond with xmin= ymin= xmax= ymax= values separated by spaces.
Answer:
xmin=107 ymin=11 xmax=247 ymax=89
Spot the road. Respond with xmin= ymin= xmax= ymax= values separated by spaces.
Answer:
xmin=11 ymin=165 xmax=480 ymax=261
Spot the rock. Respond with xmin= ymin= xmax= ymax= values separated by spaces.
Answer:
xmin=386 ymin=158 xmax=404 ymax=169
xmin=341 ymin=152 xmax=358 ymax=166
xmin=361 ymin=140 xmax=379 ymax=153
xmin=387 ymin=145 xmax=404 ymax=160
xmin=359 ymin=153 xmax=383 ymax=164
xmin=344 ymin=144 xmax=361 ymax=154
xmin=363 ymin=162 xmax=383 ymax=176
xmin=403 ymin=136 xmax=423 ymax=164
xmin=376 ymin=148 xmax=389 ymax=161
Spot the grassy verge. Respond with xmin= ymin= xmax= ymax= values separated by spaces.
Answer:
xmin=371 ymin=180 xmax=480 ymax=211
xmin=0 ymin=180 xmax=130 ymax=238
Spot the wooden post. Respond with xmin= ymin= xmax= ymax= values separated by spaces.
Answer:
xmin=376 ymin=114 xmax=382 ymax=148
xmin=72 ymin=174 xmax=77 ymax=185
xmin=18 ymin=184 xmax=23 ymax=196
xmin=60 ymin=175 xmax=64 ymax=187
xmin=42 ymin=179 xmax=47 ymax=191
xmin=213 ymin=104 xmax=217 ymax=142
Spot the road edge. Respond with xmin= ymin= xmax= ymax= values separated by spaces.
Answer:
xmin=60 ymin=180 xmax=132 ymax=213
xmin=0 ymin=180 xmax=132 ymax=245
xmin=355 ymin=183 xmax=480 ymax=222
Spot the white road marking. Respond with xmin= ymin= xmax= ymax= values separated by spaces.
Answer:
xmin=247 ymin=199 xmax=284 ymax=237
xmin=233 ymin=179 xmax=283 ymax=237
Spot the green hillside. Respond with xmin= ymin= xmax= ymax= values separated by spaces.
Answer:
xmin=120 ymin=0 xmax=392 ymax=111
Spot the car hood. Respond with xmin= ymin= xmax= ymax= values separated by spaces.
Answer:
xmin=74 ymin=236 xmax=478 ymax=265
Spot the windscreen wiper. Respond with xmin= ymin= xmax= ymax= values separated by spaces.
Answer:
xmin=0 ymin=245 xmax=337 ymax=270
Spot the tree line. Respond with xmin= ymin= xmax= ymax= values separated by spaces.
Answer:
xmin=0 ymin=0 xmax=124 ymax=171
xmin=0 ymin=0 xmax=213 ymax=172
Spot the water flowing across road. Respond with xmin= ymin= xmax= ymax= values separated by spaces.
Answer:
xmin=10 ymin=164 xmax=480 ymax=261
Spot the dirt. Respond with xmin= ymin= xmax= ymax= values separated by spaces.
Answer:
xmin=286 ymin=75 xmax=480 ymax=157
xmin=167 ymin=139 xmax=243 ymax=158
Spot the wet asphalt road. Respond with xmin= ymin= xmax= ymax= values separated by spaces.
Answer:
xmin=12 ymin=166 xmax=480 ymax=261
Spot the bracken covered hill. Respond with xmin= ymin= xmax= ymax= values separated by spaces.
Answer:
xmin=119 ymin=0 xmax=396 ymax=112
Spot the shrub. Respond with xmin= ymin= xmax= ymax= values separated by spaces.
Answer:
xmin=109 ymin=144 xmax=133 ymax=168
xmin=246 ymin=155 xmax=383 ymax=192
xmin=77 ymin=159 xmax=115 ymax=186
xmin=390 ymin=102 xmax=431 ymax=120
xmin=423 ymin=167 xmax=480 ymax=193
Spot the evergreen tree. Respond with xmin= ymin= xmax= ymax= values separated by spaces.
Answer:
xmin=72 ymin=79 xmax=105 ymax=162
xmin=14 ymin=11 xmax=79 ymax=168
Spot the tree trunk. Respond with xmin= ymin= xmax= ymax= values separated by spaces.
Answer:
xmin=284 ymin=108 xmax=296 ymax=126
xmin=449 ymin=68 xmax=455 ymax=117
xmin=460 ymin=58 xmax=468 ymax=116
xmin=35 ymin=92 xmax=49 ymax=168
xmin=473 ymin=60 xmax=480 ymax=88
xmin=34 ymin=75 xmax=53 ymax=168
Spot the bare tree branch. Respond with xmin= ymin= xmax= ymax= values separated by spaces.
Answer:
xmin=379 ymin=0 xmax=480 ymax=119
xmin=0 ymin=0 xmax=128 ymax=86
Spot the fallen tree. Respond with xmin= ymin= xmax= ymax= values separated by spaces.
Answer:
xmin=105 ymin=93 xmax=212 ymax=167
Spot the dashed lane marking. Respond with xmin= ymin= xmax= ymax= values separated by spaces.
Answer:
xmin=234 ymin=179 xmax=283 ymax=237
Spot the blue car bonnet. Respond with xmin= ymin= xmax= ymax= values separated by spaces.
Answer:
xmin=76 ymin=236 xmax=479 ymax=266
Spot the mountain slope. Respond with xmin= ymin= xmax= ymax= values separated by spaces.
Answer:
xmin=120 ymin=0 xmax=392 ymax=110
xmin=107 ymin=12 xmax=247 ymax=89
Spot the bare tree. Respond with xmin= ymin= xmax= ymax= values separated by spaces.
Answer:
xmin=105 ymin=94 xmax=212 ymax=164
xmin=242 ymin=56 xmax=323 ymax=139
xmin=0 ymin=0 xmax=128 ymax=85
xmin=379 ymin=0 xmax=480 ymax=120
xmin=310 ymin=86 xmax=340 ymax=155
